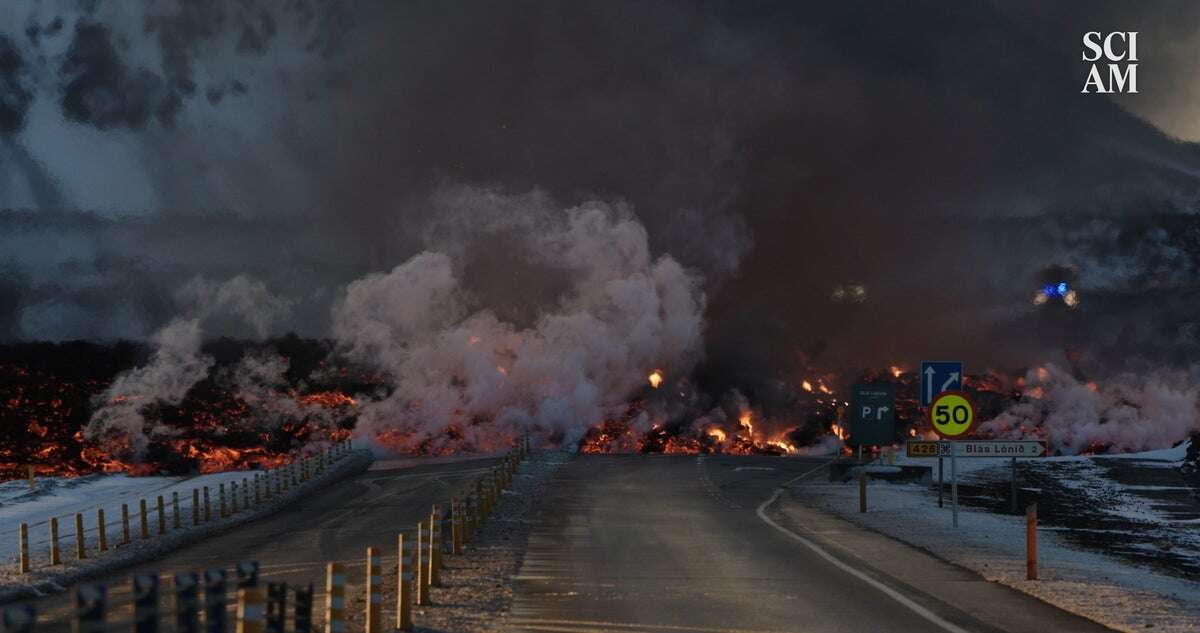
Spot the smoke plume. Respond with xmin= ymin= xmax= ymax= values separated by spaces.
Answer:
xmin=333 ymin=188 xmax=706 ymax=451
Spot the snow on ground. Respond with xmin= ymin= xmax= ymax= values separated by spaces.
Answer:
xmin=0 ymin=448 xmax=373 ymax=604
xmin=1 ymin=470 xmax=262 ymax=563
xmin=794 ymin=441 xmax=1200 ymax=633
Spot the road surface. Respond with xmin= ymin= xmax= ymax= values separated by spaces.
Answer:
xmin=21 ymin=455 xmax=501 ymax=632
xmin=508 ymin=454 xmax=1113 ymax=633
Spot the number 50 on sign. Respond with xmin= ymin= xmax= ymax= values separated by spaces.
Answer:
xmin=928 ymin=391 xmax=976 ymax=439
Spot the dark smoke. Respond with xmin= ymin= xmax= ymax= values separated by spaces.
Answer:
xmin=1 ymin=1 xmax=1200 ymax=451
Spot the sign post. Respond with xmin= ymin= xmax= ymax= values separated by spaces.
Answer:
xmin=928 ymin=391 xmax=977 ymax=528
xmin=921 ymin=361 xmax=962 ymax=509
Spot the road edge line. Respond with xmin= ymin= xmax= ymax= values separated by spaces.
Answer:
xmin=755 ymin=488 xmax=973 ymax=633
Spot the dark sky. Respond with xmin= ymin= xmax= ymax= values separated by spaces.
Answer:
xmin=3 ymin=0 xmax=1200 ymax=387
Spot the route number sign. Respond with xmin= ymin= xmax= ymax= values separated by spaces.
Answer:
xmin=928 ymin=391 xmax=976 ymax=439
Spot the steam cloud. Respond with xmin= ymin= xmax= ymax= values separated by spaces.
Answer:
xmin=333 ymin=189 xmax=706 ymax=451
xmin=84 ymin=275 xmax=291 ymax=457
xmin=980 ymin=364 xmax=1199 ymax=454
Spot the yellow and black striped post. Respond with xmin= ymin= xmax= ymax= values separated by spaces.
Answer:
xmin=236 ymin=586 xmax=264 ymax=633
xmin=429 ymin=506 xmax=442 ymax=585
xmin=121 ymin=503 xmax=131 ymax=545
xmin=72 ymin=584 xmax=106 ymax=633
xmin=173 ymin=492 xmax=181 ymax=529
xmin=294 ymin=583 xmax=314 ymax=633
xmin=133 ymin=573 xmax=159 ymax=633
xmin=49 ymin=516 xmax=60 ymax=565
xmin=415 ymin=522 xmax=429 ymax=606
xmin=97 ymin=509 xmax=106 ymax=552
xmin=324 ymin=563 xmax=346 ymax=633
xmin=265 ymin=582 xmax=287 ymax=633
xmin=396 ymin=533 xmax=413 ymax=632
xmin=173 ymin=571 xmax=200 ymax=633
xmin=157 ymin=496 xmax=166 ymax=534
xmin=451 ymin=497 xmax=462 ymax=554
xmin=204 ymin=569 xmax=228 ymax=633
xmin=365 ymin=547 xmax=382 ymax=633
xmin=219 ymin=484 xmax=228 ymax=518
xmin=139 ymin=499 xmax=150 ymax=539
xmin=74 ymin=513 xmax=86 ymax=560
xmin=18 ymin=523 xmax=28 ymax=573
xmin=474 ymin=491 xmax=483 ymax=534
xmin=231 ymin=481 xmax=239 ymax=514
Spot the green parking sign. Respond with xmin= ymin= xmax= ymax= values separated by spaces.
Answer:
xmin=848 ymin=383 xmax=895 ymax=447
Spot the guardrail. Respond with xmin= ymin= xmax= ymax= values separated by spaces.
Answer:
xmin=15 ymin=441 xmax=354 ymax=575
xmin=3 ymin=436 xmax=532 ymax=633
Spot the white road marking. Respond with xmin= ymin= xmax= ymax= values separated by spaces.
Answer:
xmin=755 ymin=488 xmax=974 ymax=633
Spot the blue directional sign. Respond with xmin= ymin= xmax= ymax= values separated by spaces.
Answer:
xmin=920 ymin=361 xmax=963 ymax=407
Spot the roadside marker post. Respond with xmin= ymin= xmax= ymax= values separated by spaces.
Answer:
xmin=140 ymin=499 xmax=150 ymax=539
xmin=173 ymin=492 xmax=181 ymax=529
xmin=415 ymin=522 xmax=430 ymax=606
xmin=121 ymin=503 xmax=131 ymax=544
xmin=231 ymin=481 xmax=239 ymax=513
xmin=294 ymin=583 xmax=314 ymax=633
xmin=265 ymin=582 xmax=287 ymax=633
xmin=236 ymin=586 xmax=264 ymax=633
xmin=429 ymin=508 xmax=441 ymax=587
xmin=1026 ymin=503 xmax=1038 ymax=580
xmin=324 ymin=563 xmax=346 ymax=633
xmin=133 ymin=574 xmax=159 ymax=633
xmin=242 ymin=477 xmax=250 ymax=510
xmin=220 ymin=484 xmax=228 ymax=518
xmin=192 ymin=489 xmax=200 ymax=526
xmin=157 ymin=496 xmax=166 ymax=534
xmin=254 ymin=475 xmax=262 ymax=506
xmin=18 ymin=523 xmax=28 ymax=573
xmin=173 ymin=572 xmax=200 ymax=633
xmin=203 ymin=487 xmax=211 ymax=522
xmin=49 ymin=517 xmax=60 ymax=565
xmin=204 ymin=569 xmax=228 ymax=633
xmin=365 ymin=547 xmax=382 ymax=633
xmin=451 ymin=498 xmax=463 ymax=554
xmin=72 ymin=584 xmax=106 ymax=633
xmin=3 ymin=605 xmax=35 ymax=633
xmin=74 ymin=513 xmax=85 ymax=560
xmin=396 ymin=533 xmax=413 ymax=632
xmin=97 ymin=509 xmax=106 ymax=552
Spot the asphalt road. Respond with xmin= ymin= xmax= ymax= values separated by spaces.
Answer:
xmin=21 ymin=455 xmax=501 ymax=632
xmin=508 ymin=454 xmax=1114 ymax=633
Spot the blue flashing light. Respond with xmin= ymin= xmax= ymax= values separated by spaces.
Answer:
xmin=1057 ymin=282 xmax=1069 ymax=295
xmin=1042 ymin=284 xmax=1057 ymax=297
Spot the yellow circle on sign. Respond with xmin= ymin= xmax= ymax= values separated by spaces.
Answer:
xmin=928 ymin=391 xmax=976 ymax=439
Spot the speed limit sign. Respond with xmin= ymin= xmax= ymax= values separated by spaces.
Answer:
xmin=928 ymin=391 xmax=976 ymax=439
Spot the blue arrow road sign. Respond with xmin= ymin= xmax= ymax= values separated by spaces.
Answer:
xmin=921 ymin=361 xmax=963 ymax=407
